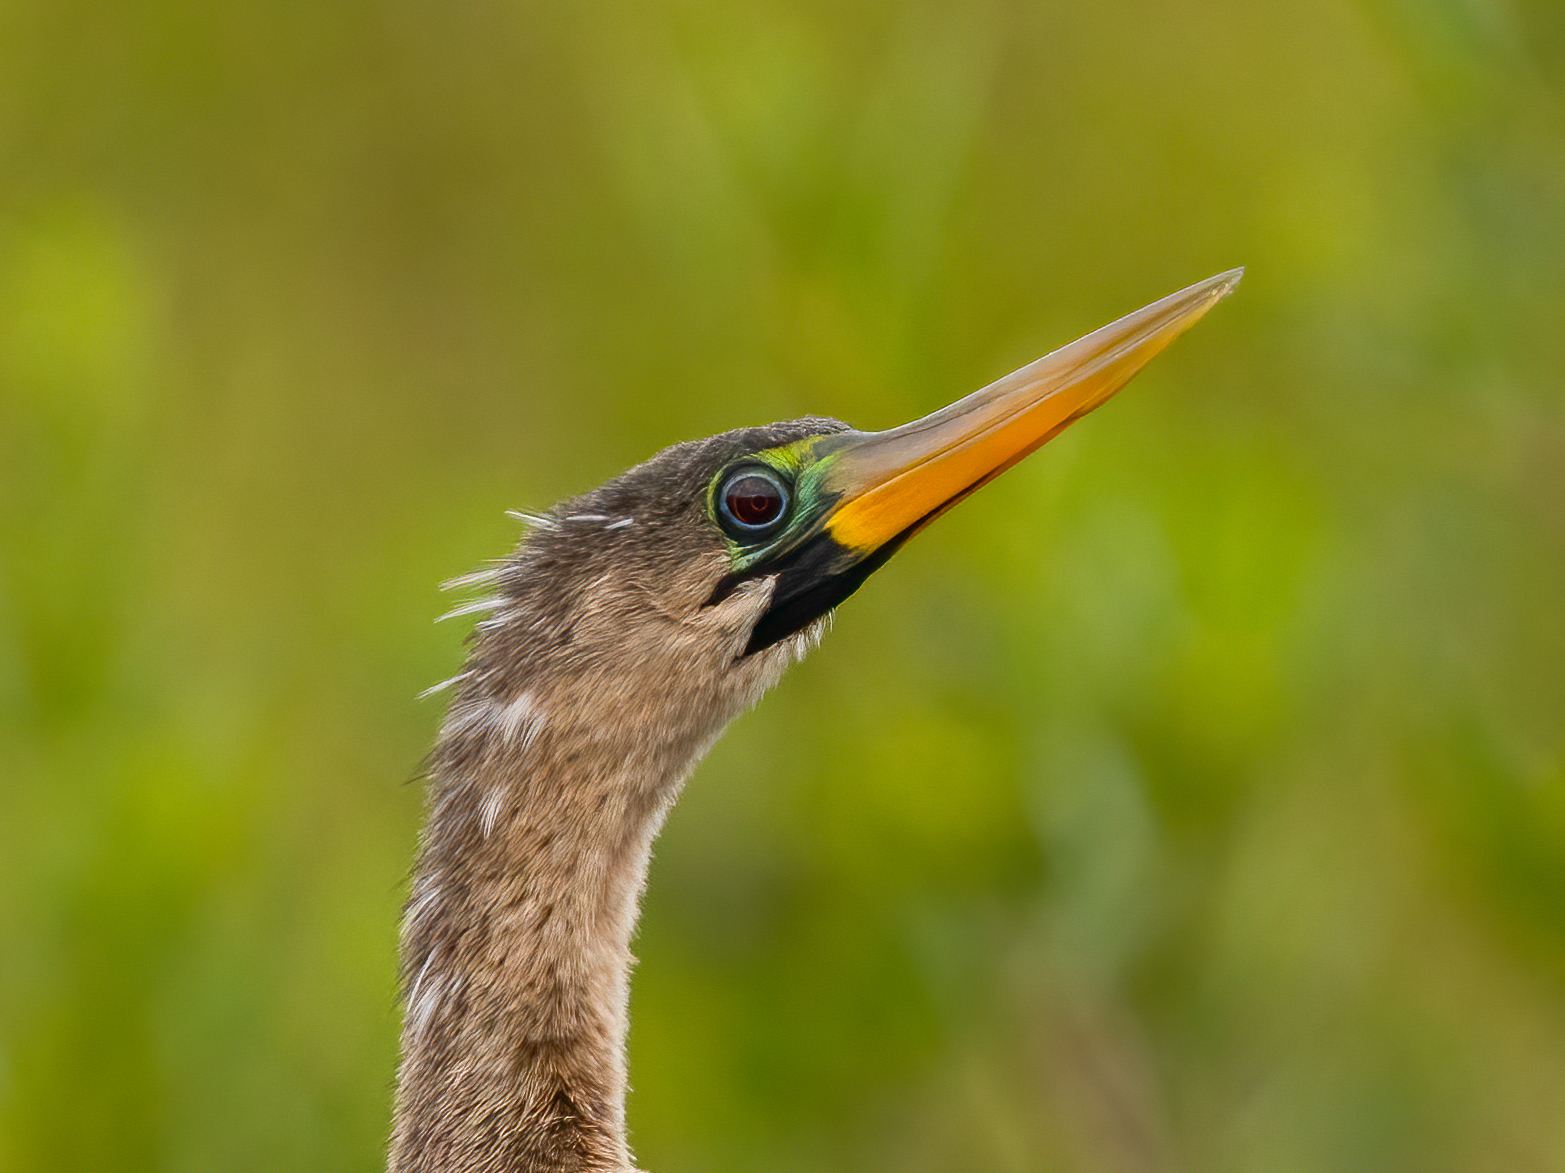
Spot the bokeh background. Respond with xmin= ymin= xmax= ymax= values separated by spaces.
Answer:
xmin=4 ymin=0 xmax=1564 ymax=1170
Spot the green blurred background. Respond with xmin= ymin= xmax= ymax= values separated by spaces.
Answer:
xmin=4 ymin=0 xmax=1564 ymax=1169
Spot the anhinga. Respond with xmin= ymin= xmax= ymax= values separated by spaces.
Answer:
xmin=390 ymin=269 xmax=1241 ymax=1173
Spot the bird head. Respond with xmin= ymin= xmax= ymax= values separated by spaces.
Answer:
xmin=456 ymin=270 xmax=1241 ymax=758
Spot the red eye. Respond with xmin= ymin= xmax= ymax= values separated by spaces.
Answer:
xmin=720 ymin=470 xmax=789 ymax=534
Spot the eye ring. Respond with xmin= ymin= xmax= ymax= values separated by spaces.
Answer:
xmin=717 ymin=466 xmax=791 ymax=537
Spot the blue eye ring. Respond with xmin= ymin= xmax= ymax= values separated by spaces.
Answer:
xmin=717 ymin=466 xmax=791 ymax=537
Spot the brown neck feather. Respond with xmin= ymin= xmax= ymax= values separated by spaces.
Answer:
xmin=389 ymin=699 xmax=700 ymax=1173
xmin=388 ymin=540 xmax=807 ymax=1173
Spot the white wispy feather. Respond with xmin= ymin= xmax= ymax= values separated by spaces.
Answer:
xmin=435 ymin=596 xmax=504 ymax=623
xmin=506 ymin=509 xmax=558 ymax=531
xmin=418 ymin=672 xmax=468 ymax=701
xmin=440 ymin=565 xmax=505 ymax=593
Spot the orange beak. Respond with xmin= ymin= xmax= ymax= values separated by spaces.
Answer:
xmin=821 ymin=268 xmax=1243 ymax=553
xmin=733 ymin=268 xmax=1242 ymax=656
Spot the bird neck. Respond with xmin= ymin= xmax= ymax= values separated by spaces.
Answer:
xmin=388 ymin=681 xmax=728 ymax=1173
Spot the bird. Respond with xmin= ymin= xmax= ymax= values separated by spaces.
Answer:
xmin=389 ymin=269 xmax=1242 ymax=1173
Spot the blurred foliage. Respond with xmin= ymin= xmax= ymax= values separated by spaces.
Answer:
xmin=3 ymin=0 xmax=1564 ymax=1170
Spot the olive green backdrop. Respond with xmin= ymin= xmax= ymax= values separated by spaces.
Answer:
xmin=3 ymin=0 xmax=1563 ymax=1170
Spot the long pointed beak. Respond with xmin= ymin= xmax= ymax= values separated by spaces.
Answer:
xmin=736 ymin=268 xmax=1242 ymax=656
xmin=820 ymin=267 xmax=1243 ymax=554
